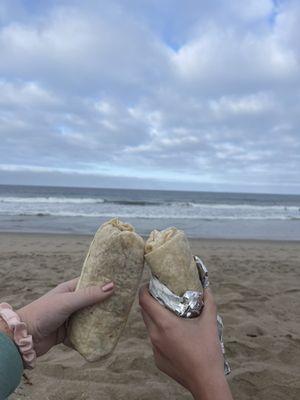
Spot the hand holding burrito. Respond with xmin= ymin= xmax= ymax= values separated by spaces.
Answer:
xmin=145 ymin=226 xmax=230 ymax=376
xmin=139 ymin=286 xmax=233 ymax=400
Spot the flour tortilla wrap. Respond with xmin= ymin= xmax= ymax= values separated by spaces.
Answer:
xmin=68 ymin=218 xmax=145 ymax=361
xmin=145 ymin=227 xmax=201 ymax=296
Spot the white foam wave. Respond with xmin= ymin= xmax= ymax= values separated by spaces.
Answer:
xmin=0 ymin=194 xmax=299 ymax=222
xmin=1 ymin=196 xmax=299 ymax=212
xmin=2 ymin=211 xmax=299 ymax=221
xmin=181 ymin=202 xmax=300 ymax=212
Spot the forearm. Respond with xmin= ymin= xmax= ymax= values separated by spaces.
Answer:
xmin=191 ymin=372 xmax=233 ymax=400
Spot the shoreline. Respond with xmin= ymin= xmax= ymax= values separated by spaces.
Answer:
xmin=1 ymin=214 xmax=300 ymax=241
xmin=1 ymin=230 xmax=300 ymax=244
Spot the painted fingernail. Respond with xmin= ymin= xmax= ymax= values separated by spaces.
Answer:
xmin=102 ymin=282 xmax=114 ymax=292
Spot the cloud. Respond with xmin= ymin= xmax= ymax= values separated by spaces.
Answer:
xmin=209 ymin=92 xmax=276 ymax=117
xmin=0 ymin=80 xmax=59 ymax=108
xmin=0 ymin=2 xmax=171 ymax=97
xmin=0 ymin=0 xmax=299 ymax=193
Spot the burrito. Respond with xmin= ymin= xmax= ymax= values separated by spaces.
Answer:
xmin=68 ymin=218 xmax=145 ymax=361
xmin=145 ymin=227 xmax=202 ymax=296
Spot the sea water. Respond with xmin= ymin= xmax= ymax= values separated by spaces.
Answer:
xmin=0 ymin=185 xmax=299 ymax=240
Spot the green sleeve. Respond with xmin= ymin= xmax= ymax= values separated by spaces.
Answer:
xmin=0 ymin=332 xmax=24 ymax=400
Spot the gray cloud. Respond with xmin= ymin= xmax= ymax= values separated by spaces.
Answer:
xmin=0 ymin=0 xmax=299 ymax=193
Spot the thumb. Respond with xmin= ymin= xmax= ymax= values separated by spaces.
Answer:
xmin=64 ymin=281 xmax=115 ymax=314
xmin=202 ymin=287 xmax=217 ymax=320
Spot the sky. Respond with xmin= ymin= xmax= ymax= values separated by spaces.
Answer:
xmin=0 ymin=0 xmax=299 ymax=194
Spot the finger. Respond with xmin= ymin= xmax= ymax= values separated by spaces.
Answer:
xmin=43 ymin=277 xmax=80 ymax=297
xmin=62 ymin=277 xmax=80 ymax=292
xmin=199 ymin=287 xmax=217 ymax=323
xmin=141 ymin=309 xmax=156 ymax=331
xmin=203 ymin=287 xmax=217 ymax=312
xmin=139 ymin=284 xmax=177 ymax=326
xmin=63 ymin=282 xmax=115 ymax=314
xmin=152 ymin=346 xmax=163 ymax=361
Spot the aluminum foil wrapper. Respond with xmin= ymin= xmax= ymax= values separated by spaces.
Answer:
xmin=148 ymin=255 xmax=231 ymax=375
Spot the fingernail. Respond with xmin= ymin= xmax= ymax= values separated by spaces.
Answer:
xmin=102 ymin=282 xmax=114 ymax=292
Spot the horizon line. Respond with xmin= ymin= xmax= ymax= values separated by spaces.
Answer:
xmin=0 ymin=182 xmax=299 ymax=197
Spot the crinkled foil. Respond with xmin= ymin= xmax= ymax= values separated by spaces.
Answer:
xmin=149 ymin=276 xmax=204 ymax=318
xmin=216 ymin=314 xmax=231 ymax=375
xmin=148 ymin=255 xmax=231 ymax=375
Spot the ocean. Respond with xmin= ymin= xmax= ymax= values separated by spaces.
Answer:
xmin=0 ymin=184 xmax=300 ymax=240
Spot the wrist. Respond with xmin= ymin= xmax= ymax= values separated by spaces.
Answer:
xmin=16 ymin=308 xmax=27 ymax=328
xmin=0 ymin=303 xmax=37 ymax=369
xmin=190 ymin=371 xmax=232 ymax=400
xmin=17 ymin=308 xmax=34 ymax=338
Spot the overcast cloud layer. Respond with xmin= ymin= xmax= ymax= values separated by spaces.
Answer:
xmin=0 ymin=0 xmax=299 ymax=193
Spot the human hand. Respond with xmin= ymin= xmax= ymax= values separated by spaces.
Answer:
xmin=17 ymin=278 xmax=114 ymax=357
xmin=139 ymin=285 xmax=233 ymax=400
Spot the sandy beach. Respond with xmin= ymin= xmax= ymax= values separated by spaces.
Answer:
xmin=0 ymin=232 xmax=299 ymax=400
